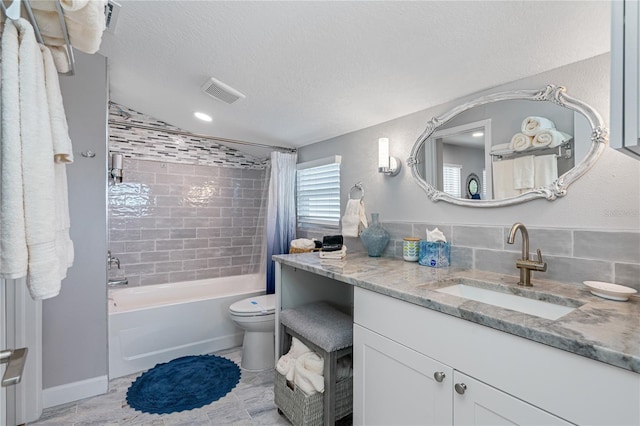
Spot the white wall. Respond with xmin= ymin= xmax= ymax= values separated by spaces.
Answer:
xmin=299 ymin=54 xmax=640 ymax=231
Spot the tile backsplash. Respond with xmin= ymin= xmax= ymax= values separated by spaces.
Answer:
xmin=299 ymin=223 xmax=640 ymax=291
xmin=108 ymin=104 xmax=268 ymax=286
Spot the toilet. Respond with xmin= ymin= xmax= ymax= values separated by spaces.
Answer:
xmin=229 ymin=293 xmax=276 ymax=371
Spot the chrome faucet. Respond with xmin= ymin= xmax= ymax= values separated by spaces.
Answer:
xmin=107 ymin=250 xmax=120 ymax=270
xmin=507 ymin=223 xmax=547 ymax=286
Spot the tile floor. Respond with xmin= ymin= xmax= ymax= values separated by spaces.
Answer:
xmin=28 ymin=348 xmax=292 ymax=425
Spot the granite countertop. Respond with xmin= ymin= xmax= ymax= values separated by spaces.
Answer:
xmin=273 ymin=252 xmax=640 ymax=374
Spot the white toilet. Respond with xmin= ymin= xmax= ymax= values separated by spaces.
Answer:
xmin=229 ymin=293 xmax=276 ymax=371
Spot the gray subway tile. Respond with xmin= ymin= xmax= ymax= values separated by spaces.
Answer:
xmin=155 ymin=217 xmax=184 ymax=228
xmin=614 ymin=263 xmax=640 ymax=291
xmin=123 ymin=263 xmax=156 ymax=275
xmin=170 ymin=229 xmax=197 ymax=239
xmin=110 ymin=229 xmax=140 ymax=242
xmin=503 ymin=227 xmax=572 ymax=256
xmin=141 ymin=229 xmax=171 ymax=240
xmin=379 ymin=222 xmax=413 ymax=241
xmin=183 ymin=218 xmax=211 ymax=227
xmin=184 ymin=238 xmax=210 ymax=249
xmin=474 ymin=249 xmax=520 ymax=275
xmin=166 ymin=163 xmax=195 ymax=175
xmin=125 ymin=240 xmax=155 ymax=252
xmin=219 ymin=266 xmax=243 ymax=277
xmin=452 ymin=226 xmax=503 ymax=250
xmin=574 ymin=231 xmax=640 ymax=263
xmin=171 ymin=249 xmax=196 ymax=261
xmin=232 ymin=255 xmax=253 ymax=266
xmin=169 ymin=270 xmax=197 ymax=282
xmin=141 ymin=251 xmax=172 ymax=262
xmin=212 ymin=218 xmax=234 ymax=227
xmin=450 ymin=246 xmax=473 ymax=269
xmin=197 ymin=208 xmax=224 ymax=218
xmin=155 ymin=174 xmax=184 ymax=185
xmin=193 ymin=164 xmax=219 ymax=177
xmin=209 ymin=258 xmax=232 ymax=268
xmin=156 ymin=195 xmax=183 ymax=207
xmin=108 ymin=242 xmax=125 ymax=252
xmin=140 ymin=273 xmax=170 ymax=286
xmin=137 ymin=160 xmax=168 ymax=174
xmin=197 ymin=228 xmax=221 ymax=238
xmin=541 ymin=255 xmax=613 ymax=285
xmin=123 ymin=171 xmax=155 ymax=184
xmin=411 ymin=224 xmax=452 ymax=242
xmin=183 ymin=259 xmax=209 ymax=270
xmin=156 ymin=239 xmax=184 ymax=250
xmin=156 ymin=261 xmax=183 ymax=273
xmin=242 ymin=169 xmax=265 ymax=179
xmin=196 ymin=268 xmax=221 ymax=279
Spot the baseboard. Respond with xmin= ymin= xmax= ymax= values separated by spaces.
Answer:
xmin=43 ymin=375 xmax=109 ymax=408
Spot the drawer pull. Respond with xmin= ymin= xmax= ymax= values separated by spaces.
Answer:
xmin=455 ymin=383 xmax=467 ymax=395
xmin=433 ymin=371 xmax=446 ymax=382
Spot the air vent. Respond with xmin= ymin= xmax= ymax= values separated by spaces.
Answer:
xmin=201 ymin=77 xmax=246 ymax=105
xmin=105 ymin=0 xmax=121 ymax=34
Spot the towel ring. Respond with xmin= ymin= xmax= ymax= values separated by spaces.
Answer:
xmin=349 ymin=182 xmax=364 ymax=200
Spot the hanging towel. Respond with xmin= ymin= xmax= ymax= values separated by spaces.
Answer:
xmin=47 ymin=45 xmax=71 ymax=74
xmin=0 ymin=20 xmax=29 ymax=279
xmin=534 ymin=154 xmax=558 ymax=188
xmin=16 ymin=18 xmax=61 ymax=300
xmin=521 ymin=116 xmax=556 ymax=136
xmin=294 ymin=351 xmax=325 ymax=395
xmin=509 ymin=133 xmax=533 ymax=152
xmin=532 ymin=129 xmax=572 ymax=148
xmin=492 ymin=159 xmax=520 ymax=199
xmin=341 ymin=199 xmax=367 ymax=238
xmin=513 ymin=155 xmax=535 ymax=190
xmin=42 ymin=45 xmax=75 ymax=276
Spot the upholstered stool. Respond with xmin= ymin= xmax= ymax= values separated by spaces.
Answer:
xmin=278 ymin=302 xmax=353 ymax=426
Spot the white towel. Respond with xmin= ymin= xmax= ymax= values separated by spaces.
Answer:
xmin=509 ymin=133 xmax=532 ymax=152
xmin=31 ymin=0 xmax=106 ymax=55
xmin=294 ymin=352 xmax=325 ymax=395
xmin=16 ymin=18 xmax=61 ymax=300
xmin=532 ymin=129 xmax=572 ymax=148
xmin=42 ymin=45 xmax=75 ymax=275
xmin=341 ymin=199 xmax=367 ymax=238
xmin=492 ymin=159 xmax=520 ymax=199
xmin=47 ymin=45 xmax=71 ymax=74
xmin=513 ymin=155 xmax=535 ymax=190
xmin=319 ymin=245 xmax=347 ymax=260
xmin=521 ymin=116 xmax=556 ymax=137
xmin=490 ymin=143 xmax=511 ymax=153
xmin=534 ymin=154 xmax=558 ymax=188
xmin=0 ymin=20 xmax=29 ymax=279
xmin=276 ymin=337 xmax=312 ymax=382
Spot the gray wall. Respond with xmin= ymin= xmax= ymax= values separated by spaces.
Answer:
xmin=299 ymin=54 xmax=640 ymax=230
xmin=42 ymin=52 xmax=108 ymax=389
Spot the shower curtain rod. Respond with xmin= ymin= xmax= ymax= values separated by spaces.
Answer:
xmin=108 ymin=120 xmax=297 ymax=153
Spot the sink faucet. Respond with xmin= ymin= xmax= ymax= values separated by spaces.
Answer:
xmin=107 ymin=250 xmax=120 ymax=270
xmin=507 ymin=223 xmax=547 ymax=286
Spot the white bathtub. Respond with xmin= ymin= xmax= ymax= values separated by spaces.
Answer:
xmin=108 ymin=274 xmax=265 ymax=379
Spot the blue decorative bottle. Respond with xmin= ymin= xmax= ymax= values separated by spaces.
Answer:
xmin=360 ymin=213 xmax=390 ymax=257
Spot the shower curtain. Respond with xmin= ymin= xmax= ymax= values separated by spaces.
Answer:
xmin=265 ymin=151 xmax=297 ymax=294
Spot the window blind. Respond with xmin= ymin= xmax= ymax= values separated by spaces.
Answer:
xmin=296 ymin=157 xmax=341 ymax=227
xmin=443 ymin=163 xmax=462 ymax=198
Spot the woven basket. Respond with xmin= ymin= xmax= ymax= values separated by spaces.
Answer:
xmin=274 ymin=370 xmax=352 ymax=426
xmin=289 ymin=247 xmax=315 ymax=254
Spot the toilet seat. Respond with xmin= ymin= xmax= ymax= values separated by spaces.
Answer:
xmin=229 ymin=294 xmax=276 ymax=317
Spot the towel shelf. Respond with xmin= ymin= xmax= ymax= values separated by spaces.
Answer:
xmin=491 ymin=140 xmax=573 ymax=161
xmin=1 ymin=0 xmax=76 ymax=76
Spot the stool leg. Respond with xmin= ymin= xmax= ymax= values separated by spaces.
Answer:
xmin=323 ymin=351 xmax=337 ymax=426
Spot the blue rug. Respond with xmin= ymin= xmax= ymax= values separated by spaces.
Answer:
xmin=126 ymin=354 xmax=241 ymax=414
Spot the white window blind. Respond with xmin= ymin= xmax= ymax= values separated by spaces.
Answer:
xmin=443 ymin=163 xmax=462 ymax=198
xmin=296 ymin=156 xmax=341 ymax=227
xmin=482 ymin=169 xmax=487 ymax=200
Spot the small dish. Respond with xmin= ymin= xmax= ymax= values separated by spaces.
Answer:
xmin=583 ymin=281 xmax=638 ymax=301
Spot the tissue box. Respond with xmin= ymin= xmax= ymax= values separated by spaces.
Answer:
xmin=418 ymin=241 xmax=450 ymax=268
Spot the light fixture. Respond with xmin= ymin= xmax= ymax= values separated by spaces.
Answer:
xmin=472 ymin=131 xmax=484 ymax=138
xmin=194 ymin=111 xmax=212 ymax=122
xmin=110 ymin=153 xmax=123 ymax=184
xmin=378 ymin=137 xmax=402 ymax=176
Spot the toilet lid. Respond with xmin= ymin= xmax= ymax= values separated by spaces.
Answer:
xmin=230 ymin=294 xmax=276 ymax=316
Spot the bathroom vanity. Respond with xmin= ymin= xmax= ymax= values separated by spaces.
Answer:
xmin=273 ymin=252 xmax=640 ymax=426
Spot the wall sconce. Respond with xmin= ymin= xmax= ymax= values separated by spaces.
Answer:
xmin=110 ymin=153 xmax=123 ymax=184
xmin=378 ymin=137 xmax=401 ymax=176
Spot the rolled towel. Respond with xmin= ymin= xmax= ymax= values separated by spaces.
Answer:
xmin=294 ymin=352 xmax=325 ymax=395
xmin=276 ymin=337 xmax=312 ymax=381
xmin=521 ymin=116 xmax=556 ymax=136
xmin=532 ymin=129 xmax=573 ymax=148
xmin=509 ymin=133 xmax=532 ymax=152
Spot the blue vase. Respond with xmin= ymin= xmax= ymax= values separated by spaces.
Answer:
xmin=360 ymin=213 xmax=390 ymax=257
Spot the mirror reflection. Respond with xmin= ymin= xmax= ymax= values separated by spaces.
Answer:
xmin=409 ymin=85 xmax=607 ymax=207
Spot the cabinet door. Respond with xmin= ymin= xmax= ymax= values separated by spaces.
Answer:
xmin=452 ymin=371 xmax=571 ymax=426
xmin=354 ymin=324 xmax=453 ymax=426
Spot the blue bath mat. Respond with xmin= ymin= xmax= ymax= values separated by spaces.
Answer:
xmin=126 ymin=354 xmax=241 ymax=414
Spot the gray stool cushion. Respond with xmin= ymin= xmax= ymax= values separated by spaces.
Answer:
xmin=280 ymin=302 xmax=352 ymax=352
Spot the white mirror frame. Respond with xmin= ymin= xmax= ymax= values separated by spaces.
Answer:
xmin=408 ymin=85 xmax=609 ymax=207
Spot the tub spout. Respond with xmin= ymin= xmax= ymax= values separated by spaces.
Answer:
xmin=108 ymin=278 xmax=128 ymax=287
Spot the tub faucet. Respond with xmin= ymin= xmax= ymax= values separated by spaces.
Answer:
xmin=107 ymin=250 xmax=120 ymax=270
xmin=507 ymin=223 xmax=547 ymax=286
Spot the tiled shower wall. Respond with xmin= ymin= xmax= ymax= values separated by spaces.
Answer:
xmin=108 ymin=104 xmax=268 ymax=286
xmin=299 ymin=223 xmax=640 ymax=291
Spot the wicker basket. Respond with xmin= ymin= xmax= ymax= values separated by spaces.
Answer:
xmin=289 ymin=247 xmax=316 ymax=254
xmin=274 ymin=370 xmax=353 ymax=426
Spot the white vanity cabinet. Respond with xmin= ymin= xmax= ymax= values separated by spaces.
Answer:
xmin=353 ymin=287 xmax=640 ymax=426
xmin=611 ymin=0 xmax=640 ymax=157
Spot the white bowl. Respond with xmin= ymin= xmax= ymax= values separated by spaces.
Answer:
xmin=583 ymin=281 xmax=638 ymax=301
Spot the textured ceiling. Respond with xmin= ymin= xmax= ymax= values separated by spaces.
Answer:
xmin=99 ymin=1 xmax=611 ymax=156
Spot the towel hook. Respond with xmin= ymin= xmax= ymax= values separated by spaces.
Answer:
xmin=1 ymin=0 xmax=21 ymax=20
xmin=349 ymin=182 xmax=364 ymax=200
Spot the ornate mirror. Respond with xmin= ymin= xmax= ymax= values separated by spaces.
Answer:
xmin=408 ymin=85 xmax=608 ymax=207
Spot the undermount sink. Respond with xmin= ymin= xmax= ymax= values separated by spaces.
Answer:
xmin=436 ymin=283 xmax=576 ymax=320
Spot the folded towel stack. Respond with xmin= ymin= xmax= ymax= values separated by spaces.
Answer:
xmin=319 ymin=245 xmax=347 ymax=260
xmin=341 ymin=199 xmax=368 ymax=237
xmin=276 ymin=337 xmax=326 ymax=395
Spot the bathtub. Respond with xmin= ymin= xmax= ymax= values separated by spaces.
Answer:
xmin=108 ymin=274 xmax=265 ymax=379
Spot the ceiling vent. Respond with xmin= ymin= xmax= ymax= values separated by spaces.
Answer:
xmin=105 ymin=0 xmax=121 ymax=34
xmin=201 ymin=77 xmax=246 ymax=105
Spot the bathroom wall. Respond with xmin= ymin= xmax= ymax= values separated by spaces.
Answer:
xmin=298 ymin=54 xmax=640 ymax=290
xmin=107 ymin=106 xmax=267 ymax=286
